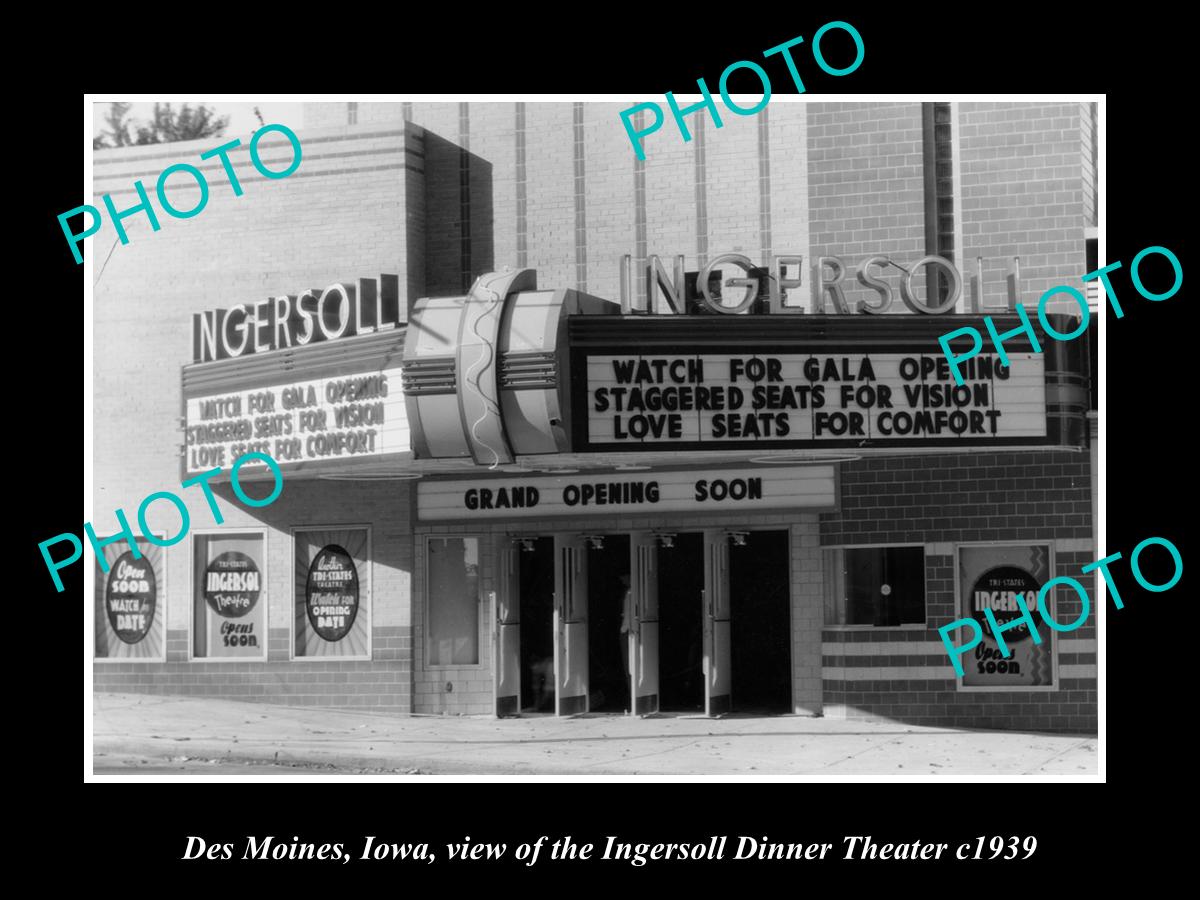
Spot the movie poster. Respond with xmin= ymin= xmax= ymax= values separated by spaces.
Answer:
xmin=294 ymin=528 xmax=370 ymax=658
xmin=958 ymin=543 xmax=1055 ymax=687
xmin=194 ymin=533 xmax=267 ymax=658
xmin=94 ymin=537 xmax=166 ymax=660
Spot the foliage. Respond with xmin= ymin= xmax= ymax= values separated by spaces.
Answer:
xmin=94 ymin=103 xmax=230 ymax=148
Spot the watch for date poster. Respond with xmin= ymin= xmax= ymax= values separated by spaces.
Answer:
xmin=293 ymin=526 xmax=371 ymax=659
xmin=94 ymin=536 xmax=166 ymax=661
xmin=956 ymin=542 xmax=1055 ymax=689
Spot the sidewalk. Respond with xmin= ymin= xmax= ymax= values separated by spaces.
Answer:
xmin=92 ymin=693 xmax=1099 ymax=777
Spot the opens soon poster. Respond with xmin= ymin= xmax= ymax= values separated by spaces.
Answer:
xmin=957 ymin=543 xmax=1055 ymax=688
xmin=193 ymin=533 xmax=266 ymax=658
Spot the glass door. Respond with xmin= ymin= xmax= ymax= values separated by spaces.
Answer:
xmin=494 ymin=538 xmax=521 ymax=717
xmin=631 ymin=532 xmax=660 ymax=715
xmin=703 ymin=530 xmax=732 ymax=716
xmin=554 ymin=534 xmax=589 ymax=715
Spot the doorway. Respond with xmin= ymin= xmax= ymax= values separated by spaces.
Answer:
xmin=658 ymin=532 xmax=704 ymax=712
xmin=729 ymin=530 xmax=791 ymax=713
xmin=586 ymin=534 xmax=631 ymax=712
xmin=518 ymin=537 xmax=555 ymax=713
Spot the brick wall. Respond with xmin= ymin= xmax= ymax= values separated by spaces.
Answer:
xmin=806 ymin=102 xmax=927 ymax=312
xmin=296 ymin=100 xmax=1093 ymax=316
xmin=766 ymin=103 xmax=811 ymax=286
xmin=958 ymin=102 xmax=1088 ymax=306
xmin=582 ymin=103 xmax=638 ymax=301
xmin=301 ymin=101 xmax=809 ymax=307
xmin=1080 ymin=102 xmax=1097 ymax=229
xmin=819 ymin=450 xmax=1097 ymax=733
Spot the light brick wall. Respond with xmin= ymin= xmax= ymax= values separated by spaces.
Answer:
xmin=705 ymin=110 xmax=761 ymax=263
xmin=522 ymin=103 xmax=577 ymax=291
xmin=300 ymin=101 xmax=813 ymax=307
xmin=766 ymin=102 xmax=810 ymax=274
xmin=806 ymin=102 xmax=927 ymax=312
xmin=958 ymin=102 xmax=1088 ymax=307
xmin=641 ymin=111 xmax=701 ymax=293
xmin=583 ymin=103 xmax=638 ymax=301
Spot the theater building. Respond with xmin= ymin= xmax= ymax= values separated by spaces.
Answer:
xmin=91 ymin=100 xmax=1099 ymax=732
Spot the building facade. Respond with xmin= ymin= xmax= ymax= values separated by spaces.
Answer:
xmin=91 ymin=100 xmax=1099 ymax=732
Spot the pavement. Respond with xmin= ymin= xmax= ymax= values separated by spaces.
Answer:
xmin=91 ymin=693 xmax=1099 ymax=777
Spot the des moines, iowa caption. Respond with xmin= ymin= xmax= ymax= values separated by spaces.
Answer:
xmin=184 ymin=834 xmax=1038 ymax=866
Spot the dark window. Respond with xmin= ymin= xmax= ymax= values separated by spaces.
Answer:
xmin=347 ymin=102 xmax=358 ymax=125
xmin=824 ymin=546 xmax=926 ymax=626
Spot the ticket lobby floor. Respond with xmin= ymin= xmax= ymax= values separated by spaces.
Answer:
xmin=92 ymin=693 xmax=1098 ymax=777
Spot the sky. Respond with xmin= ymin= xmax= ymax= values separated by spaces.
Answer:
xmin=92 ymin=102 xmax=305 ymax=143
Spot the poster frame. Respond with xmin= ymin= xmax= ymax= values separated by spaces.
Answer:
xmin=187 ymin=527 xmax=270 ymax=663
xmin=953 ymin=539 xmax=1059 ymax=692
xmin=93 ymin=534 xmax=168 ymax=663
xmin=289 ymin=523 xmax=373 ymax=662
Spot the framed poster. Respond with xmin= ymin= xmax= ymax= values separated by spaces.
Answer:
xmin=293 ymin=527 xmax=371 ymax=659
xmin=956 ymin=542 xmax=1056 ymax=689
xmin=192 ymin=531 xmax=268 ymax=660
xmin=94 ymin=536 xmax=166 ymax=661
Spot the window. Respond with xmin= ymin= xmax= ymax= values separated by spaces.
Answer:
xmin=427 ymin=537 xmax=480 ymax=666
xmin=347 ymin=102 xmax=358 ymax=125
xmin=193 ymin=532 xmax=267 ymax=659
xmin=294 ymin=527 xmax=370 ymax=659
xmin=824 ymin=546 xmax=926 ymax=627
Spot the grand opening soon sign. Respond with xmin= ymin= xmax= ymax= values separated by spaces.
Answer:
xmin=581 ymin=352 xmax=1046 ymax=449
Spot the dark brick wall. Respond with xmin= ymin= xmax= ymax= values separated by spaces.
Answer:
xmin=822 ymin=450 xmax=1092 ymax=545
xmin=819 ymin=450 xmax=1097 ymax=734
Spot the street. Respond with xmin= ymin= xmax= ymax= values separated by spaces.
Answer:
xmin=92 ymin=693 xmax=1098 ymax=777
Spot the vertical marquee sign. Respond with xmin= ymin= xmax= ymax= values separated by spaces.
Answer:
xmin=94 ymin=537 xmax=166 ymax=661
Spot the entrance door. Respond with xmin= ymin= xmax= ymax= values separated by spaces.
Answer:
xmin=659 ymin=532 xmax=704 ymax=713
xmin=554 ymin=534 xmax=589 ymax=715
xmin=703 ymin=530 xmax=732 ymax=716
xmin=494 ymin=539 xmax=521 ymax=717
xmin=630 ymin=532 xmax=659 ymax=715
xmin=729 ymin=530 xmax=792 ymax=712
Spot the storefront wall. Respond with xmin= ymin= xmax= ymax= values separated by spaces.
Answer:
xmin=411 ymin=508 xmax=825 ymax=717
xmin=94 ymin=480 xmax=416 ymax=714
xmin=820 ymin=450 xmax=1097 ymax=732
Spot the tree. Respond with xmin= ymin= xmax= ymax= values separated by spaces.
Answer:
xmin=94 ymin=102 xmax=230 ymax=148
xmin=93 ymin=102 xmax=135 ymax=149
